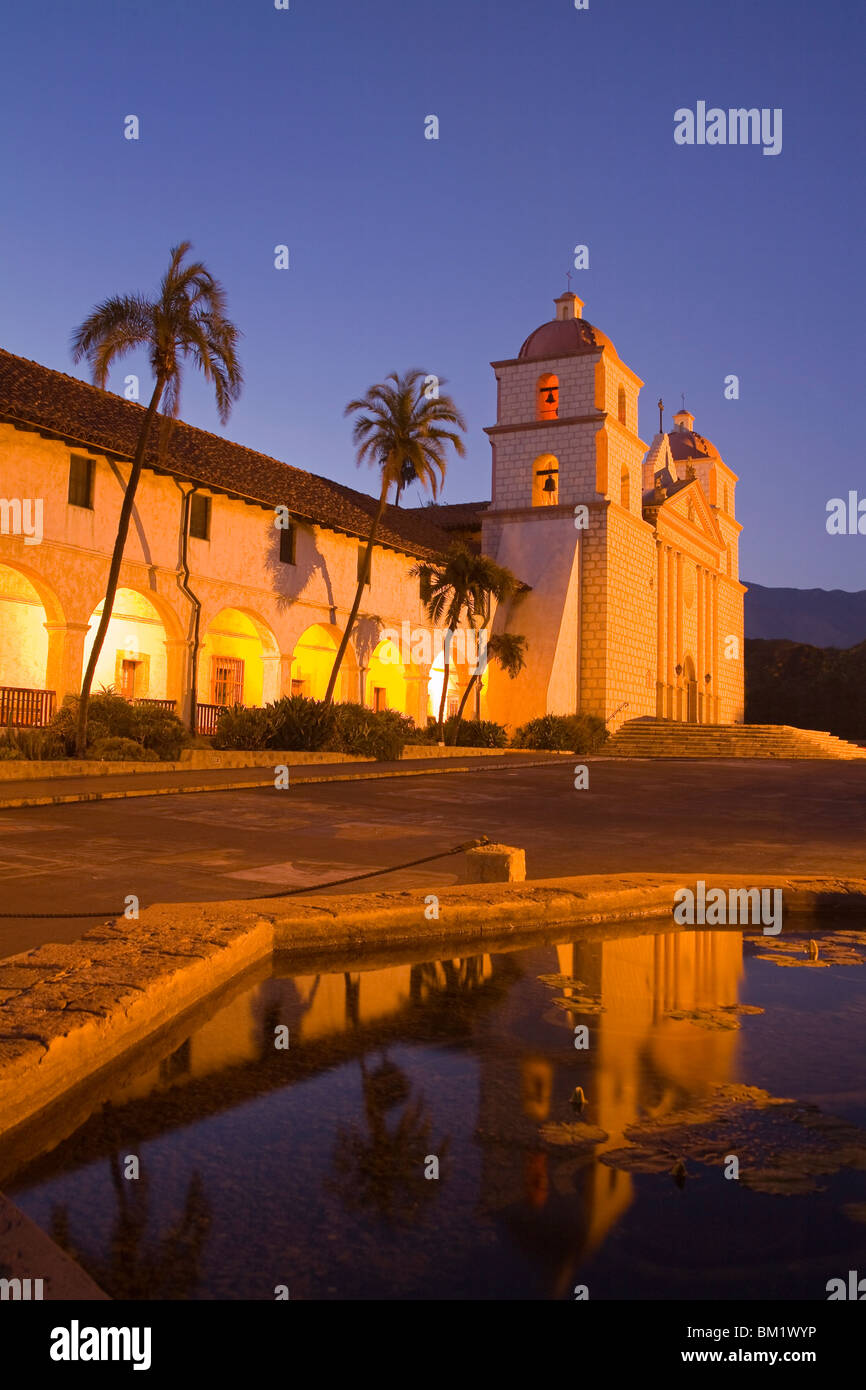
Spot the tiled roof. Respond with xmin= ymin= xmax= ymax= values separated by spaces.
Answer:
xmin=0 ymin=348 xmax=453 ymax=560
xmin=400 ymin=499 xmax=490 ymax=532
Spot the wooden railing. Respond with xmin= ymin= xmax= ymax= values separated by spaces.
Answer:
xmin=0 ymin=687 xmax=56 ymax=727
xmin=196 ymin=703 xmax=224 ymax=736
xmin=133 ymin=698 xmax=177 ymax=713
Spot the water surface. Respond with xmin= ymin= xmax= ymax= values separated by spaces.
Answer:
xmin=8 ymin=922 xmax=866 ymax=1300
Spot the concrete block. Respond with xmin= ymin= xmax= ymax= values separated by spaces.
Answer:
xmin=465 ymin=843 xmax=526 ymax=883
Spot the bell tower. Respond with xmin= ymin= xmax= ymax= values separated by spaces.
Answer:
xmin=481 ymin=293 xmax=655 ymax=728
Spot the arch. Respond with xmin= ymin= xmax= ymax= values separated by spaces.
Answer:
xmin=366 ymin=636 xmax=421 ymax=716
xmin=84 ymin=587 xmax=179 ymax=701
xmin=532 ymin=453 xmax=559 ymax=507
xmin=0 ymin=560 xmax=64 ymax=693
xmin=427 ymin=646 xmax=462 ymax=722
xmin=200 ymin=605 xmax=281 ymax=708
xmin=291 ymin=622 xmax=357 ymax=703
xmin=620 ymin=464 xmax=631 ymax=512
xmin=617 ymin=384 xmax=627 ymax=426
xmin=536 ymin=372 xmax=559 ymax=421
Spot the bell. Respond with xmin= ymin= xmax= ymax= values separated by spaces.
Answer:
xmin=544 ymin=389 xmax=557 ymax=405
xmin=543 ymin=475 xmax=557 ymax=493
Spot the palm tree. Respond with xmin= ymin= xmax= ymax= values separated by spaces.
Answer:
xmin=70 ymin=242 xmax=243 ymax=755
xmin=449 ymin=631 xmax=527 ymax=744
xmin=323 ymin=369 xmax=466 ymax=707
xmin=413 ymin=543 xmax=520 ymax=739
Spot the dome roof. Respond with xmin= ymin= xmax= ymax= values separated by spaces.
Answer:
xmin=518 ymin=315 xmax=613 ymax=361
xmin=668 ymin=428 xmax=721 ymax=462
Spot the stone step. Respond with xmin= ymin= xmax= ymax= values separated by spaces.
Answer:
xmin=604 ymin=719 xmax=866 ymax=760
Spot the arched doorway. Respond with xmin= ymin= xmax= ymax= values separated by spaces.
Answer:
xmin=683 ymin=654 xmax=698 ymax=723
xmin=0 ymin=561 xmax=62 ymax=724
xmin=83 ymin=589 xmax=172 ymax=704
xmin=427 ymin=646 xmax=462 ymax=722
xmin=199 ymin=607 xmax=281 ymax=711
xmin=291 ymin=623 xmax=357 ymax=703
xmin=365 ymin=636 xmax=420 ymax=716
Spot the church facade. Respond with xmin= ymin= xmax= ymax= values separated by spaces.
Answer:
xmin=478 ymin=293 xmax=745 ymax=729
xmin=0 ymin=295 xmax=744 ymax=735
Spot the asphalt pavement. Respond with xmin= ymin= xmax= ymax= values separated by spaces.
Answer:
xmin=1 ymin=757 xmax=864 ymax=959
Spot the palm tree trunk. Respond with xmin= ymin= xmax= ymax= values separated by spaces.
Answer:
xmin=436 ymin=636 xmax=452 ymax=741
xmin=448 ymin=672 xmax=479 ymax=745
xmin=75 ymin=380 xmax=166 ymax=756
xmin=323 ymin=484 xmax=389 ymax=708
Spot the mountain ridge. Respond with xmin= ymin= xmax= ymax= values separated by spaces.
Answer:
xmin=744 ymin=581 xmax=866 ymax=649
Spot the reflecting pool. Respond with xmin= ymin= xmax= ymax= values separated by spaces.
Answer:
xmin=7 ymin=922 xmax=866 ymax=1299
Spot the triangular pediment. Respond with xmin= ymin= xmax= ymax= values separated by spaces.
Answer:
xmin=654 ymin=478 xmax=725 ymax=553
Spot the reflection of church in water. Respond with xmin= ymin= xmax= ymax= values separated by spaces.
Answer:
xmin=94 ymin=926 xmax=745 ymax=1296
xmin=474 ymin=930 xmax=743 ymax=1295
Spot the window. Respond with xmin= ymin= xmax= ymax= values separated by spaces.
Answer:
xmin=617 ymin=386 xmax=627 ymax=426
xmin=279 ymin=520 xmax=296 ymax=564
xmin=537 ymin=373 xmax=559 ymax=421
xmin=212 ymin=656 xmax=244 ymax=706
xmin=620 ymin=465 xmax=630 ymax=512
xmin=291 ymin=678 xmax=306 ymax=696
xmin=357 ymin=544 xmax=371 ymax=586
xmin=68 ymin=454 xmax=94 ymax=509
xmin=373 ymin=687 xmax=386 ymax=712
xmin=189 ymin=494 xmax=211 ymax=540
xmin=419 ymin=568 xmax=432 ymax=604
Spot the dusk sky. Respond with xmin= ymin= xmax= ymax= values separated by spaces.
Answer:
xmin=2 ymin=0 xmax=862 ymax=589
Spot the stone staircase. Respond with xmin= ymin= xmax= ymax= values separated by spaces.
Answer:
xmin=604 ymin=718 xmax=866 ymax=760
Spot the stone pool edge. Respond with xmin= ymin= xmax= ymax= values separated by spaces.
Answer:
xmin=1 ymin=871 xmax=864 ymax=1141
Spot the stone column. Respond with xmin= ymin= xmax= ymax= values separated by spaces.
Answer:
xmin=675 ymin=551 xmax=683 ymax=720
xmin=656 ymin=540 xmax=665 ymax=717
xmin=413 ymin=666 xmax=431 ymax=727
xmin=666 ymin=546 xmax=675 ymax=716
xmin=260 ymin=653 xmax=281 ymax=705
xmin=711 ymin=574 xmax=719 ymax=721
xmin=43 ymin=620 xmax=91 ymax=705
xmin=163 ymin=637 xmax=191 ymax=721
xmin=279 ymin=652 xmax=294 ymax=698
xmin=696 ymin=565 xmax=704 ymax=723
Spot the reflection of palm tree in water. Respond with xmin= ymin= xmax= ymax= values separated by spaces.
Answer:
xmin=329 ymin=974 xmax=450 ymax=1225
xmin=410 ymin=956 xmax=486 ymax=1002
xmin=50 ymin=1117 xmax=212 ymax=1299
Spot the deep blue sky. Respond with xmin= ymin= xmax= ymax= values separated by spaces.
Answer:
xmin=1 ymin=0 xmax=862 ymax=588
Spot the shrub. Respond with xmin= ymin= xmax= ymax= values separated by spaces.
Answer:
xmin=512 ymin=713 xmax=608 ymax=753
xmin=89 ymin=736 xmax=159 ymax=762
xmin=403 ymin=719 xmax=439 ymax=745
xmin=0 ymin=725 xmax=68 ymax=760
xmin=49 ymin=693 xmax=189 ymax=761
xmin=213 ymin=704 xmax=272 ymax=750
xmin=268 ymin=695 xmax=336 ymax=752
xmin=131 ymin=703 xmax=189 ymax=760
xmin=329 ymin=704 xmax=411 ymax=761
xmin=444 ymin=717 xmax=507 ymax=748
